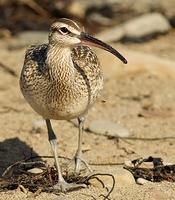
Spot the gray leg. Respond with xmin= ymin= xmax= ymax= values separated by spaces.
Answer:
xmin=75 ymin=117 xmax=91 ymax=173
xmin=46 ymin=119 xmax=65 ymax=183
xmin=46 ymin=119 xmax=86 ymax=192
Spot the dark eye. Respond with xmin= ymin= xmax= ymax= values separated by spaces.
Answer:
xmin=59 ymin=27 xmax=69 ymax=34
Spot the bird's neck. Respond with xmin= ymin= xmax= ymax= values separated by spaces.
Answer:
xmin=47 ymin=44 xmax=75 ymax=82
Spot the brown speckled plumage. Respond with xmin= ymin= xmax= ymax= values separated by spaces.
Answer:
xmin=20 ymin=19 xmax=127 ymax=191
xmin=20 ymin=43 xmax=103 ymax=120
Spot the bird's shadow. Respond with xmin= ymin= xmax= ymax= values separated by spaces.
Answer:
xmin=0 ymin=137 xmax=41 ymax=177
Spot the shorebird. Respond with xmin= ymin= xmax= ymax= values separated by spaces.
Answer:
xmin=20 ymin=18 xmax=127 ymax=192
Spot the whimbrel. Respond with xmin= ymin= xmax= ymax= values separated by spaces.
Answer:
xmin=20 ymin=18 xmax=127 ymax=192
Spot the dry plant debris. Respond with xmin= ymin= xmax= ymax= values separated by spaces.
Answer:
xmin=0 ymin=157 xmax=115 ymax=200
xmin=124 ymin=156 xmax=175 ymax=182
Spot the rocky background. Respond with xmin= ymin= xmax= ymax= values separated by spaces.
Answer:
xmin=0 ymin=0 xmax=175 ymax=199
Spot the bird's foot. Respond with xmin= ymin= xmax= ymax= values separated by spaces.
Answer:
xmin=74 ymin=152 xmax=92 ymax=174
xmin=51 ymin=180 xmax=86 ymax=192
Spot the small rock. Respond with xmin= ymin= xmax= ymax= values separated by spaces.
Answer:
xmin=140 ymin=162 xmax=154 ymax=169
xmin=115 ymin=168 xmax=136 ymax=187
xmin=27 ymin=167 xmax=43 ymax=174
xmin=96 ymin=12 xmax=171 ymax=43
xmin=124 ymin=160 xmax=134 ymax=167
xmin=136 ymin=178 xmax=149 ymax=185
xmin=163 ymin=162 xmax=173 ymax=166
xmin=124 ymin=13 xmax=171 ymax=39
xmin=89 ymin=168 xmax=135 ymax=188
xmin=95 ymin=26 xmax=125 ymax=43
xmin=88 ymin=120 xmax=130 ymax=137
xmin=88 ymin=13 xmax=113 ymax=26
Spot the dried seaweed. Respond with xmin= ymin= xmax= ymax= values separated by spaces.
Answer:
xmin=124 ymin=156 xmax=175 ymax=182
xmin=0 ymin=158 xmax=115 ymax=200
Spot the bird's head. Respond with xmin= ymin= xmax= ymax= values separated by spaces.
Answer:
xmin=49 ymin=18 xmax=127 ymax=64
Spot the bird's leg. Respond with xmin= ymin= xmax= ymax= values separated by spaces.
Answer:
xmin=46 ymin=119 xmax=65 ymax=183
xmin=74 ymin=117 xmax=92 ymax=174
xmin=45 ymin=119 xmax=86 ymax=192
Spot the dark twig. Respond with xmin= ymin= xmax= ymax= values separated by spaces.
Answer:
xmin=121 ymin=136 xmax=175 ymax=141
xmin=89 ymin=161 xmax=124 ymax=166
xmin=76 ymin=122 xmax=175 ymax=141
xmin=88 ymin=176 xmax=106 ymax=189
xmin=81 ymin=173 xmax=115 ymax=200
xmin=25 ymin=155 xmax=71 ymax=162
xmin=26 ymin=154 xmax=124 ymax=167
xmin=27 ymin=155 xmax=124 ymax=166
xmin=2 ymin=160 xmax=46 ymax=177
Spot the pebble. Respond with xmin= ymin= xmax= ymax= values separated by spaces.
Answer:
xmin=124 ymin=160 xmax=134 ymax=167
xmin=81 ymin=0 xmax=175 ymax=19
xmin=90 ymin=168 xmax=135 ymax=188
xmin=123 ymin=13 xmax=171 ymax=39
xmin=115 ymin=168 xmax=136 ymax=187
xmin=96 ymin=12 xmax=171 ymax=42
xmin=88 ymin=13 xmax=113 ymax=26
xmin=89 ymin=168 xmax=135 ymax=188
xmin=137 ymin=162 xmax=154 ymax=169
xmin=136 ymin=178 xmax=149 ymax=185
xmin=95 ymin=26 xmax=124 ymax=43
xmin=163 ymin=162 xmax=173 ymax=166
xmin=88 ymin=120 xmax=130 ymax=137
xmin=27 ymin=167 xmax=43 ymax=174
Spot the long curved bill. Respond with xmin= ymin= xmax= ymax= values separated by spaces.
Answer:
xmin=79 ymin=32 xmax=127 ymax=64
